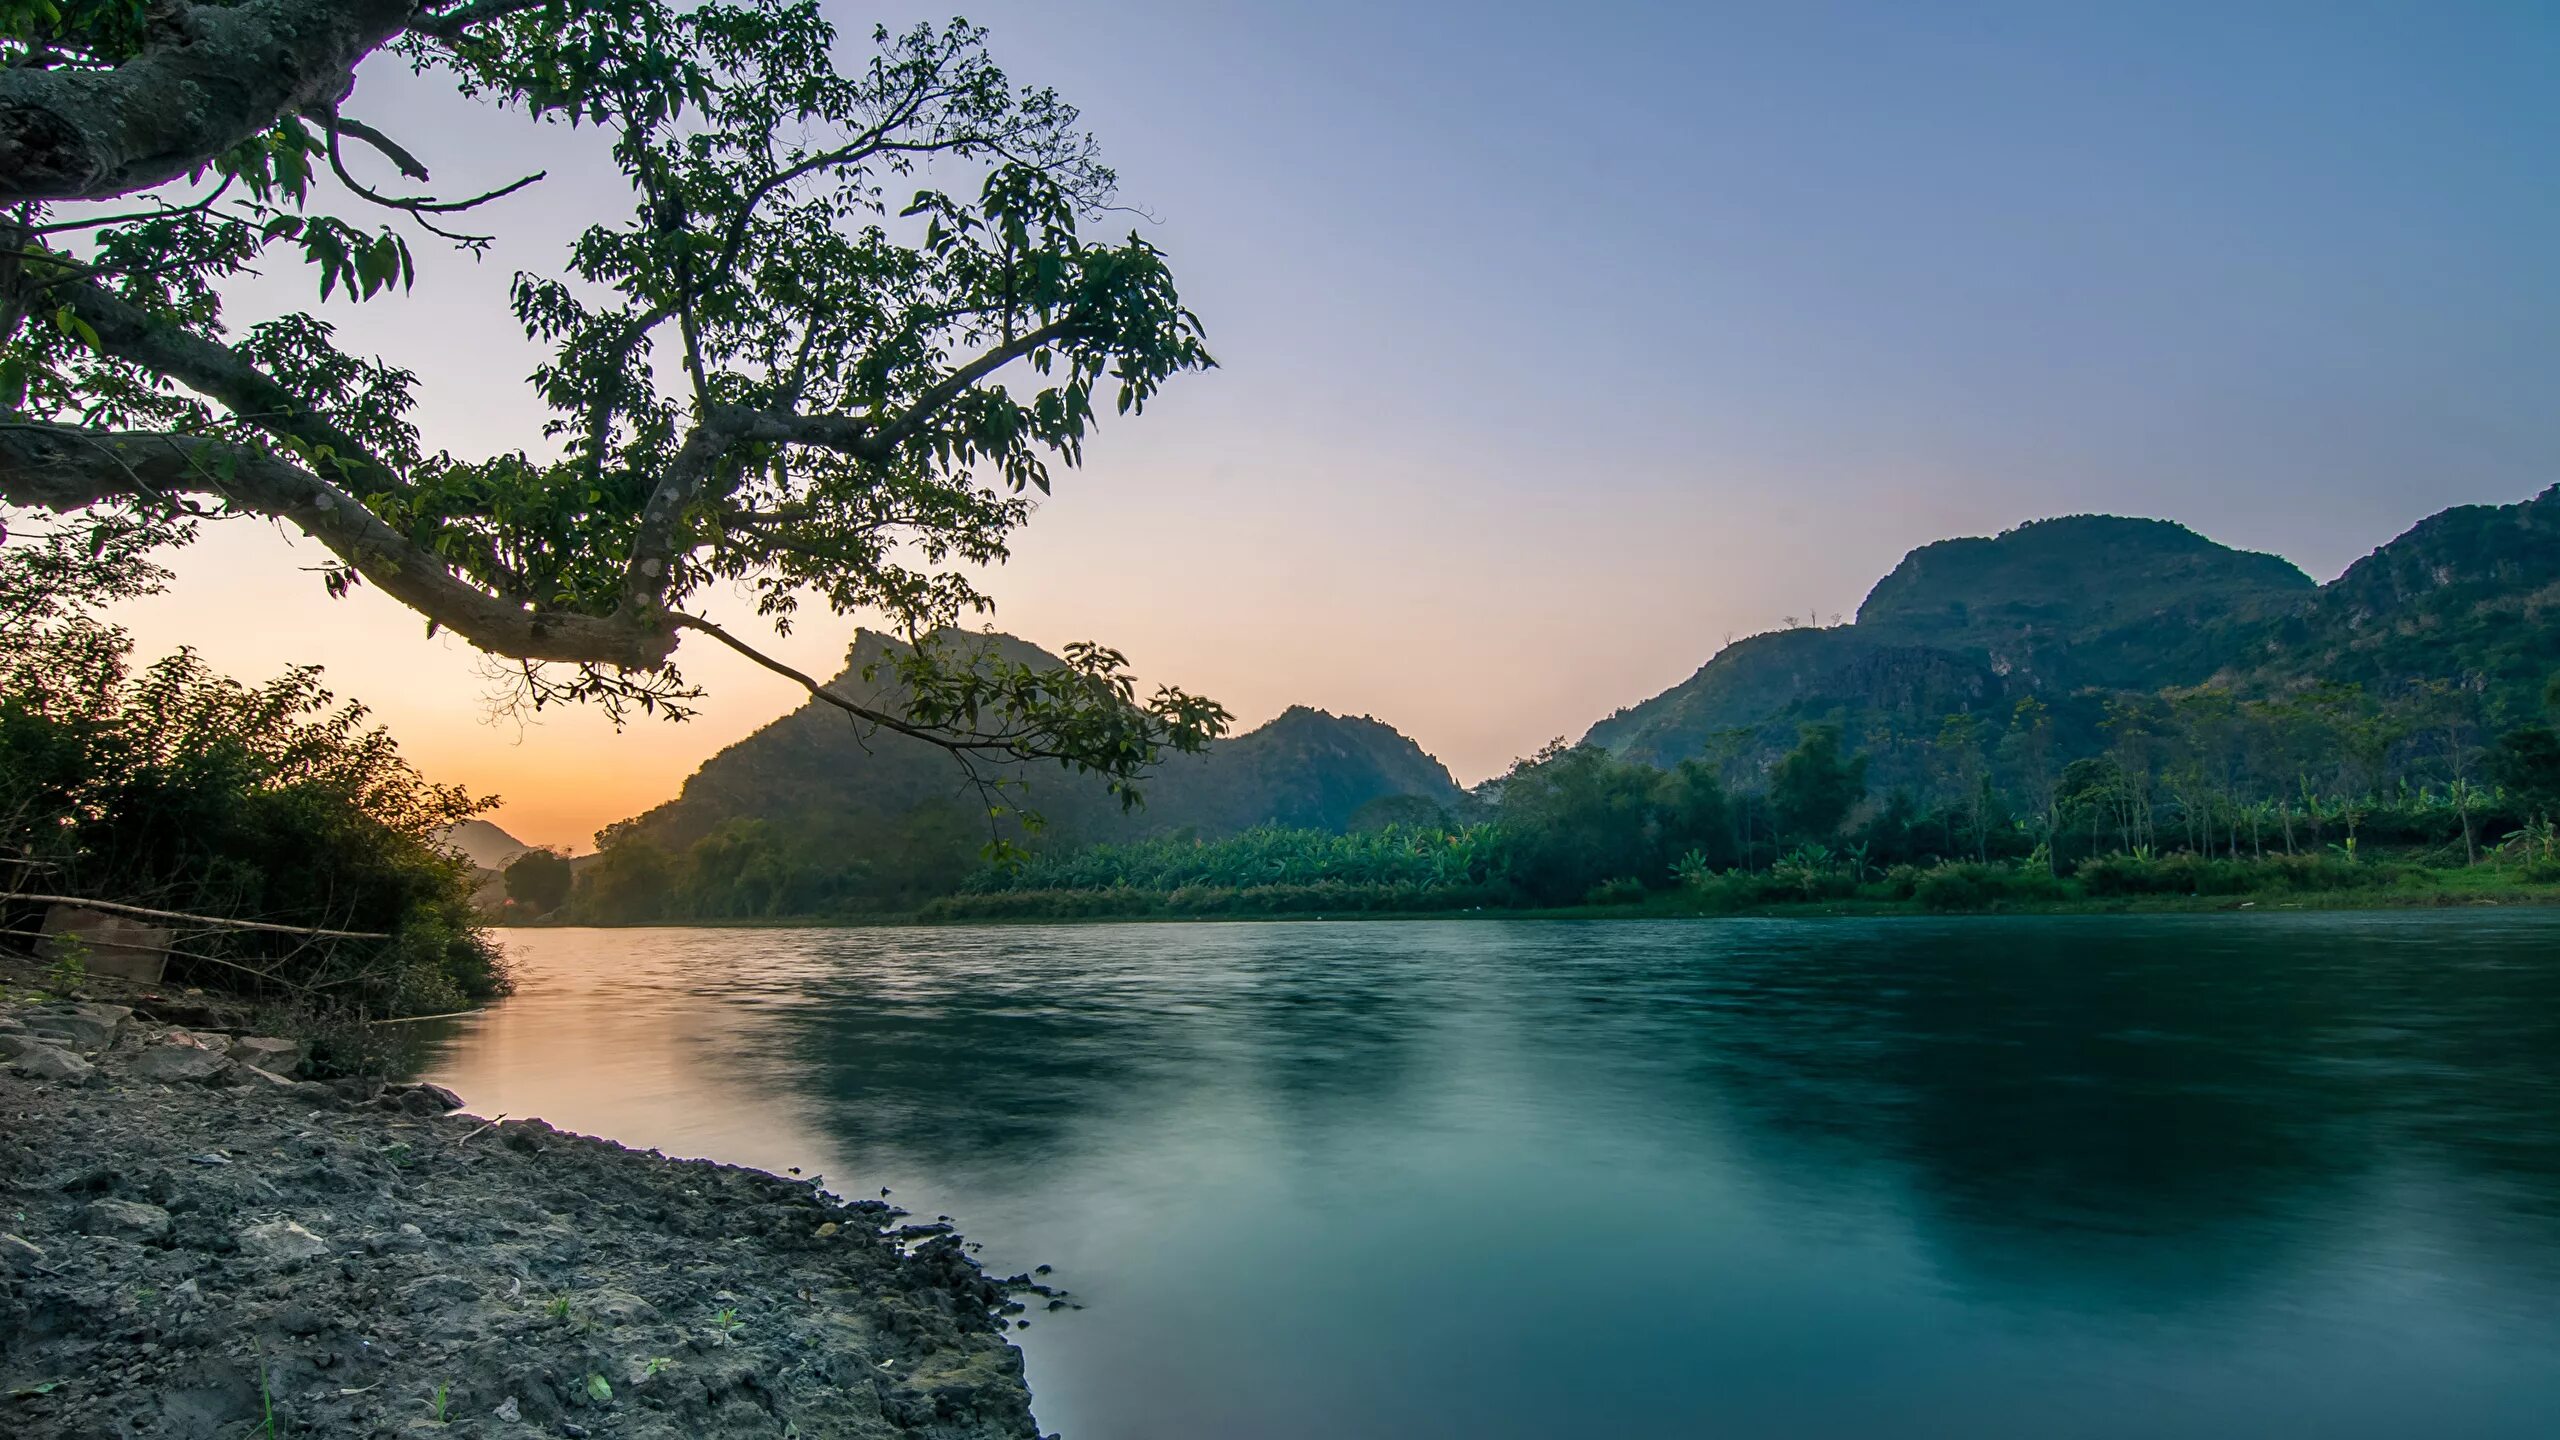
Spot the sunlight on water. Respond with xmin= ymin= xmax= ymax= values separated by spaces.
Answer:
xmin=413 ymin=914 xmax=2560 ymax=1439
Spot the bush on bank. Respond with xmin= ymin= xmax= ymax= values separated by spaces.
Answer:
xmin=0 ymin=643 xmax=510 ymax=1017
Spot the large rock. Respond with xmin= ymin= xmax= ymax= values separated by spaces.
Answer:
xmin=80 ymin=1200 xmax=172 ymax=1244
xmin=0 ymin=1030 xmax=53 ymax=1059
xmin=227 ymin=1036 xmax=305 ymax=1073
xmin=130 ymin=1043 xmax=234 ymax=1084
xmin=236 ymin=1219 xmax=329 ymax=1262
xmin=24 ymin=1008 xmax=121 ymax=1051
xmin=0 ymin=1233 xmax=46 ymax=1274
xmin=394 ymin=1082 xmax=465 ymax=1114
xmin=10 ymin=1044 xmax=94 ymax=1084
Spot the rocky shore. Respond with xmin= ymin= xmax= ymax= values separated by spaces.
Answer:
xmin=0 ymin=996 xmax=1049 ymax=1439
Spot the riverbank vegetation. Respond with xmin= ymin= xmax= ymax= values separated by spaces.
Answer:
xmin=922 ymin=683 xmax=2560 ymax=922
xmin=1 ymin=517 xmax=507 ymax=1017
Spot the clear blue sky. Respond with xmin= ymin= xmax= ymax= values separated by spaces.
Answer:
xmin=123 ymin=0 xmax=2560 ymax=845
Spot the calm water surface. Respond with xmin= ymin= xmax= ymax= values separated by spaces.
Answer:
xmin=412 ymin=914 xmax=2560 ymax=1438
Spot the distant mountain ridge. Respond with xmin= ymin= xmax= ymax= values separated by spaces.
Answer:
xmin=1585 ymin=488 xmax=2559 ymax=784
xmin=598 ymin=630 xmax=1466 ymax=897
xmin=590 ymin=486 xmax=2557 ymax=903
xmin=436 ymin=818 xmax=533 ymax=870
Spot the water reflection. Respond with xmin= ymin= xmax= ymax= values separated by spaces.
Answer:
xmin=417 ymin=914 xmax=2560 ymax=1439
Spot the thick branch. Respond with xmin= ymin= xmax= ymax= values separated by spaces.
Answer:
xmin=0 ymin=417 xmax=675 ymax=669
xmin=0 ymin=0 xmax=418 ymax=205
xmin=407 ymin=0 xmax=555 ymax=45
xmin=57 ymin=278 xmax=399 ymax=490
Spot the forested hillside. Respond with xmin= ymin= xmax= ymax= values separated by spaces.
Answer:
xmin=571 ymin=488 xmax=2560 ymax=922
xmin=574 ymin=631 xmax=1464 ymax=917
xmin=1586 ymin=488 xmax=2559 ymax=787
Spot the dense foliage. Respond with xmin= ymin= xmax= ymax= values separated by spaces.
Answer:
xmin=2 ymin=0 xmax=1225 ymax=808
xmin=1 ymin=506 xmax=504 ymax=1015
xmin=502 ymin=848 xmax=573 ymax=916
xmin=1 ymin=639 xmax=509 ymax=1014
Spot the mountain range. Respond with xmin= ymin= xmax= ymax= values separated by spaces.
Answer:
xmin=1586 ymin=484 xmax=2558 ymax=787
xmin=594 ymin=484 xmax=2558 ymax=880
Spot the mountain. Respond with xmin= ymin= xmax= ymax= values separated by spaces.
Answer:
xmin=2253 ymin=484 xmax=2560 ymax=726
xmin=597 ymin=630 xmax=1466 ymax=899
xmin=437 ymin=818 xmax=534 ymax=870
xmin=1585 ymin=491 xmax=2556 ymax=782
xmin=1586 ymin=515 xmax=2313 ymax=775
xmin=1856 ymin=515 xmax=2315 ymax=687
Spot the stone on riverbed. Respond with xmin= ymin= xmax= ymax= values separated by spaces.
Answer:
xmin=130 ymin=1043 xmax=235 ymax=1084
xmin=390 ymin=1081 xmax=465 ymax=1114
xmin=226 ymin=1035 xmax=305 ymax=1073
xmin=81 ymin=1200 xmax=172 ymax=1244
xmin=1 ymin=1233 xmax=47 ymax=1273
xmin=10 ymin=1043 xmax=93 ymax=1083
xmin=236 ymin=1219 xmax=329 ymax=1262
xmin=24 ymin=1005 xmax=127 ymax=1051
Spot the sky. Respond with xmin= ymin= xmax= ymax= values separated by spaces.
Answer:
xmin=108 ymin=0 xmax=2560 ymax=851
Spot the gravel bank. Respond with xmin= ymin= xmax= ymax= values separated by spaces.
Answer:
xmin=0 ymin=997 xmax=1049 ymax=1439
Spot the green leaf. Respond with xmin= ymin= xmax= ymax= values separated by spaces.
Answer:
xmin=585 ymin=1373 xmax=613 ymax=1403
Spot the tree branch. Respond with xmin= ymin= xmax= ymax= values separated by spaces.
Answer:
xmin=55 ymin=278 xmax=401 ymax=492
xmin=309 ymin=109 xmax=429 ymax=182
xmin=0 ymin=416 xmax=676 ymax=668
xmin=609 ymin=319 xmax=1075 ymax=612
xmin=671 ymin=613 xmax=1070 ymax=761
xmin=0 ymin=0 xmax=417 ymax=205
xmin=407 ymin=0 xmax=556 ymax=46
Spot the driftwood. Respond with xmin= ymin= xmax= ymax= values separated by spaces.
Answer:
xmin=7 ymin=894 xmax=390 ymax=941
xmin=0 ymin=925 xmax=324 ymax=991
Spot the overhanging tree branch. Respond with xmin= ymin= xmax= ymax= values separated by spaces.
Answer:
xmin=0 ymin=417 xmax=675 ymax=668
xmin=0 ymin=0 xmax=417 ymax=205
xmin=4 ymin=8 xmax=1224 ymax=789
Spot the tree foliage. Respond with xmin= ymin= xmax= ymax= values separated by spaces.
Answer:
xmin=1 ymin=634 xmax=506 ymax=1014
xmin=502 ymin=846 xmax=573 ymax=914
xmin=1769 ymin=723 xmax=1868 ymax=843
xmin=0 ymin=0 xmax=1226 ymax=806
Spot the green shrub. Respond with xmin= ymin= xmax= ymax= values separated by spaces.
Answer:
xmin=1912 ymin=862 xmax=2067 ymax=913
xmin=1584 ymin=876 xmax=1649 ymax=906
xmin=1676 ymin=870 xmax=1798 ymax=914
xmin=1 ymin=644 xmax=506 ymax=1016
xmin=2077 ymin=851 xmax=2396 ymax=898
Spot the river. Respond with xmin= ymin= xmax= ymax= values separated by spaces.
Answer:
xmin=412 ymin=913 xmax=2560 ymax=1438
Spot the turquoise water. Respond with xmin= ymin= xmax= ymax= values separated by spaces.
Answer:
xmin=415 ymin=914 xmax=2560 ymax=1438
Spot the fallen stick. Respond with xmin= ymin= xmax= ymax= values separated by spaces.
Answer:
xmin=12 ymin=894 xmax=390 ymax=941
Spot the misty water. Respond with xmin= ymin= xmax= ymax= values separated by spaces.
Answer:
xmin=410 ymin=915 xmax=2560 ymax=1439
